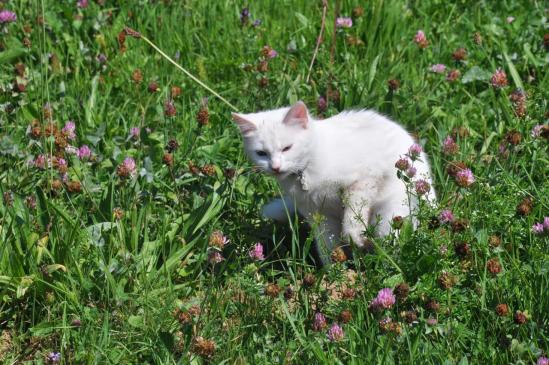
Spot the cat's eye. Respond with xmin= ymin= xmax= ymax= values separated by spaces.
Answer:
xmin=282 ymin=145 xmax=292 ymax=152
xmin=256 ymin=150 xmax=268 ymax=156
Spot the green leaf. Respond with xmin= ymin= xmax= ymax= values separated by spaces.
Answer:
xmin=503 ymin=52 xmax=524 ymax=90
xmin=128 ymin=315 xmax=143 ymax=328
xmin=461 ymin=66 xmax=492 ymax=83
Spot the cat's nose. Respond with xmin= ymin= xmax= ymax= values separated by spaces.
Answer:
xmin=272 ymin=166 xmax=281 ymax=174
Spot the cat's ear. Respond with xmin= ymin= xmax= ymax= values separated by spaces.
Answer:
xmin=283 ymin=101 xmax=308 ymax=129
xmin=232 ymin=113 xmax=257 ymax=136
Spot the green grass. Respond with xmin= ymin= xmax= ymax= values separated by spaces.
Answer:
xmin=0 ymin=0 xmax=548 ymax=363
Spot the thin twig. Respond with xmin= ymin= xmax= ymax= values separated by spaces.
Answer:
xmin=306 ymin=0 xmax=328 ymax=84
xmin=137 ymin=33 xmax=239 ymax=112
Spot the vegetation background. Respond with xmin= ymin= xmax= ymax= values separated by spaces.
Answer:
xmin=0 ymin=0 xmax=547 ymax=363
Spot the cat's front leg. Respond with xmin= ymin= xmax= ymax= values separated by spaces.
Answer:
xmin=341 ymin=183 xmax=375 ymax=248
xmin=262 ymin=196 xmax=296 ymax=223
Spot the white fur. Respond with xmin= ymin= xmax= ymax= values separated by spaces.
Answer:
xmin=234 ymin=102 xmax=435 ymax=265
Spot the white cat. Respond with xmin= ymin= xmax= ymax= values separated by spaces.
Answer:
xmin=233 ymin=101 xmax=435 ymax=264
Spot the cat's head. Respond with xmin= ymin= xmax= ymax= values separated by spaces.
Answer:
xmin=232 ymin=101 xmax=312 ymax=178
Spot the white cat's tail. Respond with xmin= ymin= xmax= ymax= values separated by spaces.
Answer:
xmin=262 ymin=197 xmax=296 ymax=222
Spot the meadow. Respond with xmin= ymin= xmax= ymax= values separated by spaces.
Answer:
xmin=0 ymin=0 xmax=548 ymax=363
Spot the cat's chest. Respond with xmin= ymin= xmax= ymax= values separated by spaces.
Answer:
xmin=281 ymin=176 xmax=343 ymax=215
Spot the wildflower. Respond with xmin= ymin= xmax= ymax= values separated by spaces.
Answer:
xmin=171 ymin=86 xmax=182 ymax=98
xmin=495 ymin=304 xmax=509 ymax=316
xmin=77 ymin=0 xmax=89 ymax=8
xmin=544 ymin=217 xmax=549 ymax=231
xmin=261 ymin=45 xmax=277 ymax=58
xmin=491 ymin=68 xmax=508 ymax=88
xmin=394 ymin=282 xmax=410 ymax=302
xmin=166 ymin=139 xmax=179 ymax=152
xmin=331 ymin=247 xmax=347 ymax=263
xmin=77 ymin=145 xmax=92 ymax=160
xmin=408 ymin=144 xmax=422 ymax=160
xmin=25 ymin=195 xmax=37 ymax=209
xmin=369 ymin=288 xmax=396 ymax=311
xmin=0 ymin=10 xmax=17 ymax=23
xmin=207 ymin=250 xmax=224 ymax=265
xmin=388 ymin=79 xmax=400 ymax=91
xmin=67 ymin=181 xmax=82 ymax=193
xmin=395 ymin=158 xmax=410 ymax=171
xmin=34 ymin=154 xmax=47 ymax=169
xmin=516 ymin=197 xmax=532 ymax=216
xmin=96 ymin=53 xmax=107 ymax=64
xmin=303 ymin=273 xmax=316 ymax=288
xmin=506 ymin=16 xmax=515 ymax=23
xmin=164 ymin=99 xmax=176 ymax=117
xmin=131 ymin=69 xmax=143 ymax=84
xmin=442 ymin=136 xmax=459 ymax=155
xmin=439 ymin=209 xmax=454 ymax=224
xmin=439 ymin=244 xmax=448 ymax=255
xmin=341 ymin=287 xmax=356 ymax=300
xmin=130 ymin=127 xmax=140 ymax=139
xmin=317 ymin=96 xmax=327 ymax=113
xmin=538 ymin=357 xmax=549 ymax=365
xmin=532 ymin=223 xmax=545 ymax=235
xmin=430 ymin=64 xmax=446 ymax=73
xmin=116 ymin=157 xmax=137 ymax=178
xmin=505 ymin=130 xmax=522 ymax=145
xmin=162 ymin=153 xmax=173 ymax=167
xmin=489 ymin=235 xmax=502 ymax=247
xmin=455 ymin=168 xmax=475 ymax=187
xmin=406 ymin=166 xmax=417 ymax=178
xmin=339 ymin=310 xmax=352 ymax=323
xmin=51 ymin=179 xmax=63 ymax=191
xmin=352 ymin=6 xmax=364 ymax=18
xmin=71 ymin=318 xmax=82 ymax=327
xmin=209 ymin=230 xmax=229 ymax=249
xmin=62 ymin=121 xmax=76 ymax=140
xmin=426 ymin=318 xmax=438 ymax=326
xmin=454 ymin=242 xmax=471 ymax=258
xmin=327 ymin=323 xmax=344 ymax=341
xmin=487 ymin=258 xmax=502 ymax=275
xmin=473 ymin=31 xmax=482 ymax=45
xmin=336 ymin=17 xmax=353 ymax=28
xmin=438 ymin=271 xmax=457 ymax=289
xmin=284 ymin=286 xmax=294 ymax=300
xmin=312 ymin=312 xmax=327 ymax=331
xmin=55 ymin=158 xmax=68 ymax=173
xmin=531 ymin=125 xmax=543 ymax=138
xmin=240 ymin=7 xmax=250 ymax=25
xmin=413 ymin=30 xmax=428 ymax=48
xmin=451 ymin=218 xmax=469 ymax=232
xmin=446 ymin=69 xmax=461 ymax=82
xmin=415 ymin=179 xmax=431 ymax=196
xmin=425 ymin=299 xmax=440 ymax=312
xmin=113 ymin=207 xmax=124 ymax=220
xmin=513 ymin=310 xmax=527 ymax=325
xmin=452 ymin=47 xmax=467 ymax=61
xmin=391 ymin=216 xmax=404 ymax=230
xmin=46 ymin=352 xmax=61 ymax=363
xmin=253 ymin=19 xmax=261 ymax=27
xmin=191 ymin=336 xmax=216 ymax=358
xmin=148 ymin=81 xmax=159 ymax=93
xmin=201 ymin=164 xmax=216 ymax=176
xmin=265 ymin=283 xmax=281 ymax=298
xmin=249 ymin=242 xmax=265 ymax=261
xmin=197 ymin=99 xmax=210 ymax=126
xmin=402 ymin=310 xmax=418 ymax=323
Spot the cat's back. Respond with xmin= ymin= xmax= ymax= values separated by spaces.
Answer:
xmin=314 ymin=109 xmax=414 ymax=146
